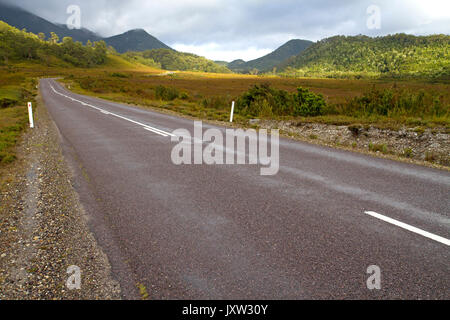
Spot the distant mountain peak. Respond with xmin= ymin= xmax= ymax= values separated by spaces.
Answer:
xmin=103 ymin=29 xmax=172 ymax=53
xmin=228 ymin=39 xmax=313 ymax=73
xmin=127 ymin=28 xmax=147 ymax=34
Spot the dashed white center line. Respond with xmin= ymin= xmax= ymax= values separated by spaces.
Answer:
xmin=50 ymin=84 xmax=175 ymax=138
xmin=365 ymin=211 xmax=450 ymax=246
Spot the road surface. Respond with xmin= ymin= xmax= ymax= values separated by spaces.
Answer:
xmin=40 ymin=78 xmax=449 ymax=299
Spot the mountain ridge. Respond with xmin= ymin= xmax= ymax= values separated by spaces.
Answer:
xmin=0 ymin=3 xmax=103 ymax=43
xmin=103 ymin=29 xmax=173 ymax=53
xmin=228 ymin=39 xmax=313 ymax=73
xmin=0 ymin=3 xmax=171 ymax=53
xmin=279 ymin=34 xmax=450 ymax=79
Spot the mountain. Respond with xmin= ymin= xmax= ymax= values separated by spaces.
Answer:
xmin=279 ymin=34 xmax=450 ymax=79
xmin=213 ymin=61 xmax=229 ymax=67
xmin=125 ymin=49 xmax=231 ymax=73
xmin=0 ymin=3 xmax=171 ymax=53
xmin=104 ymin=29 xmax=171 ymax=53
xmin=227 ymin=59 xmax=247 ymax=71
xmin=0 ymin=3 xmax=101 ymax=43
xmin=227 ymin=39 xmax=313 ymax=73
xmin=0 ymin=20 xmax=107 ymax=67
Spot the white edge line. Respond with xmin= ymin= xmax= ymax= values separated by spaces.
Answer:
xmin=365 ymin=211 xmax=450 ymax=246
xmin=144 ymin=126 xmax=176 ymax=137
xmin=143 ymin=127 xmax=168 ymax=137
xmin=50 ymin=84 xmax=175 ymax=137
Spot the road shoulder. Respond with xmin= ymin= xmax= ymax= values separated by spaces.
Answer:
xmin=0 ymin=83 xmax=121 ymax=299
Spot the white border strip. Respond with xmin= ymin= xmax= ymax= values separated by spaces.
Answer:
xmin=144 ymin=127 xmax=168 ymax=137
xmin=50 ymin=84 xmax=175 ymax=137
xmin=365 ymin=211 xmax=450 ymax=246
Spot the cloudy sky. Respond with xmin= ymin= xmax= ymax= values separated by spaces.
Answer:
xmin=2 ymin=0 xmax=450 ymax=61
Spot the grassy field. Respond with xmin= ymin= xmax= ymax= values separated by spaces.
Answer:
xmin=56 ymin=65 xmax=449 ymax=130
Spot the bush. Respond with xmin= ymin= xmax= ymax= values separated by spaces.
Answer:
xmin=343 ymin=87 xmax=449 ymax=119
xmin=111 ymin=72 xmax=129 ymax=78
xmin=403 ymin=148 xmax=413 ymax=158
xmin=293 ymin=87 xmax=326 ymax=116
xmin=236 ymin=83 xmax=326 ymax=118
xmin=369 ymin=143 xmax=388 ymax=154
xmin=154 ymin=85 xmax=179 ymax=101
xmin=201 ymin=96 xmax=229 ymax=110
xmin=0 ymin=97 xmax=18 ymax=109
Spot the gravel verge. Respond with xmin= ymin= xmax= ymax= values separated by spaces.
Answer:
xmin=255 ymin=120 xmax=449 ymax=168
xmin=0 ymin=85 xmax=121 ymax=300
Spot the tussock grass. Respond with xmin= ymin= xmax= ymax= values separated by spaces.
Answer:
xmin=0 ymin=105 xmax=28 ymax=164
xmin=0 ymin=73 xmax=36 ymax=166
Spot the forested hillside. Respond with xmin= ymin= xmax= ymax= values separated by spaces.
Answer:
xmin=0 ymin=3 xmax=102 ymax=44
xmin=124 ymin=49 xmax=231 ymax=73
xmin=228 ymin=39 xmax=313 ymax=74
xmin=0 ymin=21 xmax=107 ymax=67
xmin=280 ymin=34 xmax=450 ymax=80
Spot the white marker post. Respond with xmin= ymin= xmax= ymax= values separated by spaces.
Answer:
xmin=230 ymin=101 xmax=235 ymax=123
xmin=28 ymin=102 xmax=34 ymax=128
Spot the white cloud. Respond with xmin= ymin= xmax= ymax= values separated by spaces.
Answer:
xmin=172 ymin=42 xmax=272 ymax=62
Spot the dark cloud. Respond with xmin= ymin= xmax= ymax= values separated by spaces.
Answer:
xmin=1 ymin=0 xmax=449 ymax=61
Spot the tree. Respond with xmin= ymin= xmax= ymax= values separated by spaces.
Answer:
xmin=50 ymin=32 xmax=59 ymax=44
xmin=0 ymin=41 xmax=13 ymax=63
xmin=38 ymin=32 xmax=46 ymax=41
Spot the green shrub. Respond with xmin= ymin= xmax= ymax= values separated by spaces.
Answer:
xmin=201 ymin=96 xmax=230 ymax=110
xmin=236 ymin=83 xmax=326 ymax=118
xmin=403 ymin=148 xmax=413 ymax=158
xmin=369 ymin=143 xmax=388 ymax=154
xmin=343 ymin=87 xmax=449 ymax=119
xmin=293 ymin=87 xmax=326 ymax=116
xmin=154 ymin=85 xmax=179 ymax=101
xmin=111 ymin=72 xmax=129 ymax=78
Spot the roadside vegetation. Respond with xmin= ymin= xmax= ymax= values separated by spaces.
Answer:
xmin=61 ymin=71 xmax=449 ymax=129
xmin=0 ymin=72 xmax=36 ymax=166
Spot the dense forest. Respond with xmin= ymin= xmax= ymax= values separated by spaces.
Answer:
xmin=0 ymin=21 xmax=107 ymax=68
xmin=279 ymin=34 xmax=450 ymax=80
xmin=123 ymin=49 xmax=231 ymax=73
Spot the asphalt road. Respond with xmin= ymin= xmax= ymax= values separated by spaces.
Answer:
xmin=40 ymin=78 xmax=449 ymax=299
